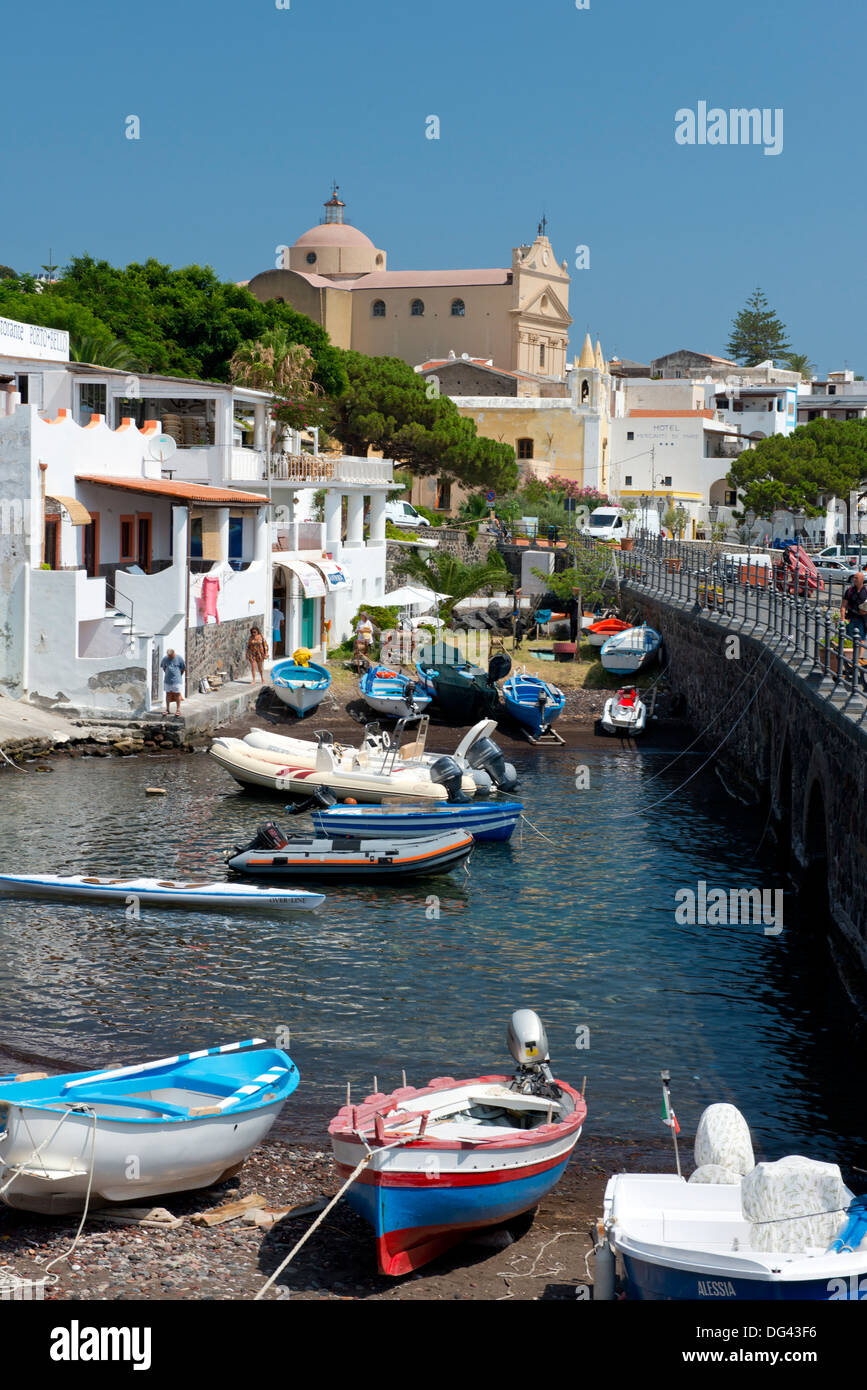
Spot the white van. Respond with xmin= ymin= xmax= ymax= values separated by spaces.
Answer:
xmin=385 ymin=500 xmax=425 ymax=529
xmin=582 ymin=506 xmax=661 ymax=541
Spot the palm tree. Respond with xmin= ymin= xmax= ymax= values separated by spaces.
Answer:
xmin=69 ymin=334 xmax=141 ymax=370
xmin=395 ymin=549 xmax=510 ymax=623
xmin=230 ymin=329 xmax=323 ymax=440
xmin=781 ymin=351 xmax=816 ymax=382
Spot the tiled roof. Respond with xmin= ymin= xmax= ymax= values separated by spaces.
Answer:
xmin=75 ymin=475 xmax=266 ymax=505
xmin=628 ymin=409 xmax=716 ymax=419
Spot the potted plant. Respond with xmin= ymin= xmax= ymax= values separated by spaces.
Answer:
xmin=619 ymin=501 xmax=639 ymax=550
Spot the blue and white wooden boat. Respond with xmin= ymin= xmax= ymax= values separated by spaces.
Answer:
xmin=360 ymin=664 xmax=431 ymax=719
xmin=328 ymin=1011 xmax=585 ymax=1275
xmin=0 ymin=872 xmax=323 ymax=912
xmin=271 ymin=658 xmax=331 ymax=717
xmin=600 ymin=624 xmax=661 ymax=675
xmin=502 ymin=673 xmax=565 ymax=738
xmin=0 ymin=1039 xmax=299 ymax=1214
xmin=311 ymin=799 xmax=523 ymax=843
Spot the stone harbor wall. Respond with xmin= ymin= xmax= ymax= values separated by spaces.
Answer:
xmin=186 ymin=614 xmax=265 ymax=688
xmin=625 ymin=582 xmax=867 ymax=1006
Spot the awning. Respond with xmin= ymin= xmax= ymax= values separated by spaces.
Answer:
xmin=45 ymin=494 xmax=92 ymax=526
xmin=308 ymin=557 xmax=353 ymax=592
xmin=272 ymin=555 xmax=327 ymax=597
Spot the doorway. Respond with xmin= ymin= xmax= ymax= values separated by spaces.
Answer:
xmin=137 ymin=514 xmax=152 ymax=572
xmin=301 ymin=597 xmax=315 ymax=648
xmin=82 ymin=514 xmax=99 ymax=577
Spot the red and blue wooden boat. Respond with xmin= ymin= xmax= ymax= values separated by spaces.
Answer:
xmin=328 ymin=1011 xmax=586 ymax=1275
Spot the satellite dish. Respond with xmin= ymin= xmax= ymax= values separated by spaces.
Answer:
xmin=148 ymin=433 xmax=177 ymax=464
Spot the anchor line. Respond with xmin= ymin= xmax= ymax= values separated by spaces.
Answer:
xmin=636 ymin=651 xmax=767 ymax=789
xmin=609 ymin=652 xmax=777 ymax=821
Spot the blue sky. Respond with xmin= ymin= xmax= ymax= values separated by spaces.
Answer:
xmin=5 ymin=0 xmax=865 ymax=373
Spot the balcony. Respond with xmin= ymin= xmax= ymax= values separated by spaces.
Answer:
xmin=270 ymin=453 xmax=394 ymax=487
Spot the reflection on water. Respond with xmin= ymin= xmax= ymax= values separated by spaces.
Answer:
xmin=0 ymin=743 xmax=865 ymax=1169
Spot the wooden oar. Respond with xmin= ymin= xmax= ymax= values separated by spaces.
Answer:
xmin=62 ymin=1038 xmax=267 ymax=1092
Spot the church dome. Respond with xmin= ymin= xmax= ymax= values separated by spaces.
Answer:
xmin=293 ymin=222 xmax=375 ymax=250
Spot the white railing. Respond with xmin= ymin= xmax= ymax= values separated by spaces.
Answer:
xmin=269 ymin=453 xmax=394 ymax=486
xmin=229 ymin=447 xmax=266 ymax=481
xmin=330 ymin=456 xmax=394 ymax=485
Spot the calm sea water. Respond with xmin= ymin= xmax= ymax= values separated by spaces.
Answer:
xmin=0 ymin=740 xmax=865 ymax=1169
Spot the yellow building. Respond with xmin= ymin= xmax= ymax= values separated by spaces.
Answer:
xmin=411 ymin=334 xmax=611 ymax=514
xmin=246 ymin=189 xmax=573 ymax=378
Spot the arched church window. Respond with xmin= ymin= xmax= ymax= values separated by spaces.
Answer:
xmin=451 ymin=299 xmax=465 ymax=317
xmin=372 ymin=300 xmax=386 ymax=318
xmin=581 ymin=379 xmax=590 ymax=402
xmin=411 ymin=299 xmax=425 ymax=317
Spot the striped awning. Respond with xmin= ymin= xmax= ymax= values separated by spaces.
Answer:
xmin=46 ymin=495 xmax=92 ymax=525
xmin=272 ymin=556 xmax=327 ymax=597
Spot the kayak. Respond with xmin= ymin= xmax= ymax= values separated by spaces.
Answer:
xmin=0 ymin=873 xmax=324 ymax=911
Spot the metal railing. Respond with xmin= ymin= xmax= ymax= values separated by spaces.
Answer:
xmin=580 ymin=533 xmax=867 ymax=703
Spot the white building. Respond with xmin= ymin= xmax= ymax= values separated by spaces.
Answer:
xmin=0 ymin=319 xmax=394 ymax=713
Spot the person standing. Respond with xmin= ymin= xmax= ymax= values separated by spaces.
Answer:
xmin=272 ymin=604 xmax=284 ymax=653
xmin=353 ymin=611 xmax=374 ymax=671
xmin=246 ymin=625 xmax=269 ymax=683
xmin=841 ymin=571 xmax=867 ymax=641
xmin=160 ymin=648 xmax=186 ymax=716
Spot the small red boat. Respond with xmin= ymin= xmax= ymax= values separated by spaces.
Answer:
xmin=586 ymin=617 xmax=632 ymax=648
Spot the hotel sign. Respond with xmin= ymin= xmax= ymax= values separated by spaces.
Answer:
xmin=0 ymin=317 xmax=69 ymax=363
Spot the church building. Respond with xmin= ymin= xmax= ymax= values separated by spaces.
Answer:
xmin=246 ymin=188 xmax=573 ymax=378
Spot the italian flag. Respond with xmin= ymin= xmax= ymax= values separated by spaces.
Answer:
xmin=661 ymin=1089 xmax=680 ymax=1135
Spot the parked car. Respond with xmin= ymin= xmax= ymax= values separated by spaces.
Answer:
xmin=385 ymin=500 xmax=426 ymax=529
xmin=812 ymin=557 xmax=858 ymax=584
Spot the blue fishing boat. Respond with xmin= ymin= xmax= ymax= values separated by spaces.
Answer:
xmin=600 ymin=624 xmax=661 ymax=676
xmin=328 ymin=1012 xmax=585 ymax=1275
xmin=311 ymin=799 xmax=523 ymax=843
xmin=502 ymin=672 xmax=565 ymax=739
xmin=0 ymin=1038 xmax=299 ymax=1214
xmin=359 ymin=664 xmax=431 ymax=719
xmin=271 ymin=654 xmax=331 ymax=717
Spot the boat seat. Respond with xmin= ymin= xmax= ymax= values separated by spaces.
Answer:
xmin=693 ymin=1103 xmax=755 ymax=1176
xmin=741 ymin=1156 xmax=852 ymax=1254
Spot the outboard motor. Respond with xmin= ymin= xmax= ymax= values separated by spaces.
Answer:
xmin=507 ymin=1009 xmax=561 ymax=1099
xmin=228 ymin=821 xmax=289 ymax=860
xmin=284 ymin=787 xmax=337 ymax=817
xmin=465 ymin=736 xmax=518 ymax=792
xmin=428 ymin=754 xmax=470 ymax=804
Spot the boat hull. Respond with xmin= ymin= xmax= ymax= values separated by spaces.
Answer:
xmin=341 ymin=1148 xmax=574 ymax=1276
xmin=0 ymin=1102 xmax=284 ymax=1214
xmin=619 ymin=1251 xmax=867 ymax=1301
xmin=312 ymin=802 xmax=523 ymax=843
xmin=271 ymin=685 xmax=327 ymax=717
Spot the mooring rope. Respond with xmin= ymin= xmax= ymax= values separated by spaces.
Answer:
xmin=253 ymin=1150 xmax=374 ymax=1300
